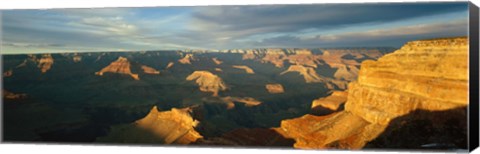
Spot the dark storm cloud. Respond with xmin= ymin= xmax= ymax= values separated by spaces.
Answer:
xmin=249 ymin=19 xmax=468 ymax=48
xmin=190 ymin=2 xmax=467 ymax=36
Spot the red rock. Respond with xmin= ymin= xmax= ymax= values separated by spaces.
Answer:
xmin=265 ymin=84 xmax=285 ymax=94
xmin=95 ymin=56 xmax=140 ymax=80
xmin=186 ymin=71 xmax=227 ymax=96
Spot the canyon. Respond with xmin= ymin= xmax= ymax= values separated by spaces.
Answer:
xmin=2 ymin=39 xmax=466 ymax=151
xmin=274 ymin=37 xmax=468 ymax=149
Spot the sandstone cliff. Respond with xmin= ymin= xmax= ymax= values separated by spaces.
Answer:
xmin=3 ymin=89 xmax=27 ymax=100
xmin=276 ymin=37 xmax=469 ymax=149
xmin=202 ymin=96 xmax=262 ymax=109
xmin=287 ymin=49 xmax=320 ymax=68
xmin=186 ymin=71 xmax=228 ymax=96
xmin=232 ymin=65 xmax=255 ymax=74
xmin=261 ymin=49 xmax=287 ymax=67
xmin=37 ymin=54 xmax=54 ymax=73
xmin=240 ymin=48 xmax=387 ymax=68
xmin=280 ymin=65 xmax=347 ymax=89
xmin=265 ymin=84 xmax=285 ymax=94
xmin=280 ymin=65 xmax=323 ymax=83
xmin=311 ymin=91 xmax=348 ymax=115
xmin=95 ymin=56 xmax=139 ymax=80
xmin=179 ymin=54 xmax=196 ymax=64
xmin=242 ymin=50 xmax=258 ymax=60
xmin=166 ymin=62 xmax=174 ymax=69
xmin=333 ymin=65 xmax=359 ymax=81
xmin=73 ymin=54 xmax=82 ymax=63
xmin=212 ymin=57 xmax=223 ymax=65
xmin=141 ymin=65 xmax=160 ymax=74
xmin=97 ymin=106 xmax=202 ymax=144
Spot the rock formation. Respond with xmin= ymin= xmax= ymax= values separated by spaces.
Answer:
xmin=202 ymin=96 xmax=262 ymax=109
xmin=280 ymin=65 xmax=323 ymax=83
xmin=265 ymin=84 xmax=285 ymax=94
xmin=232 ymin=65 xmax=255 ymax=74
xmin=179 ymin=54 xmax=196 ymax=64
xmin=239 ymin=48 xmax=389 ymax=73
xmin=333 ymin=65 xmax=359 ymax=81
xmin=97 ymin=106 xmax=202 ymax=144
xmin=3 ymin=69 xmax=13 ymax=77
xmin=280 ymin=65 xmax=347 ymax=89
xmin=3 ymin=89 xmax=27 ymax=99
xmin=141 ymin=65 xmax=160 ymax=74
xmin=186 ymin=71 xmax=227 ymax=96
xmin=242 ymin=50 xmax=257 ymax=60
xmin=37 ymin=54 xmax=54 ymax=73
xmin=287 ymin=49 xmax=320 ymax=68
xmin=212 ymin=57 xmax=223 ymax=65
xmin=318 ymin=49 xmax=386 ymax=82
xmin=166 ymin=62 xmax=174 ymax=69
xmin=261 ymin=49 xmax=286 ymax=67
xmin=275 ymin=37 xmax=469 ymax=149
xmin=346 ymin=37 xmax=468 ymax=125
xmin=73 ymin=54 xmax=82 ymax=63
xmin=311 ymin=91 xmax=348 ymax=115
xmin=95 ymin=56 xmax=139 ymax=80
xmin=16 ymin=59 xmax=28 ymax=68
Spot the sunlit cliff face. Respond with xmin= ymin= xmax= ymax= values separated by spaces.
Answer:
xmin=37 ymin=54 xmax=54 ymax=73
xmin=275 ymin=37 xmax=469 ymax=149
xmin=95 ymin=56 xmax=140 ymax=80
xmin=141 ymin=65 xmax=160 ymax=74
xmin=186 ymin=71 xmax=228 ymax=96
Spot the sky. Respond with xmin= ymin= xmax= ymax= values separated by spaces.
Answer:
xmin=0 ymin=2 xmax=469 ymax=54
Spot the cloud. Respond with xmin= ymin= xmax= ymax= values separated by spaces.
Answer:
xmin=2 ymin=42 xmax=65 ymax=48
xmin=250 ymin=19 xmax=468 ymax=48
xmin=0 ymin=2 xmax=469 ymax=53
xmin=187 ymin=3 xmax=467 ymax=39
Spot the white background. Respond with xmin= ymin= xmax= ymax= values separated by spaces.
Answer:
xmin=0 ymin=0 xmax=478 ymax=154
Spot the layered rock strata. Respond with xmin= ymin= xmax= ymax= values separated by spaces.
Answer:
xmin=141 ymin=65 xmax=160 ymax=74
xmin=97 ymin=106 xmax=202 ymax=144
xmin=276 ymin=37 xmax=469 ymax=149
xmin=179 ymin=54 xmax=196 ymax=64
xmin=37 ymin=54 xmax=54 ymax=73
xmin=3 ymin=89 xmax=27 ymax=99
xmin=232 ymin=65 xmax=255 ymax=74
xmin=73 ymin=54 xmax=82 ymax=63
xmin=166 ymin=62 xmax=174 ymax=69
xmin=186 ymin=71 xmax=228 ymax=96
xmin=202 ymin=96 xmax=262 ymax=109
xmin=212 ymin=58 xmax=223 ymax=65
xmin=95 ymin=56 xmax=139 ymax=80
xmin=265 ymin=84 xmax=285 ymax=94
xmin=311 ymin=91 xmax=348 ymax=115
